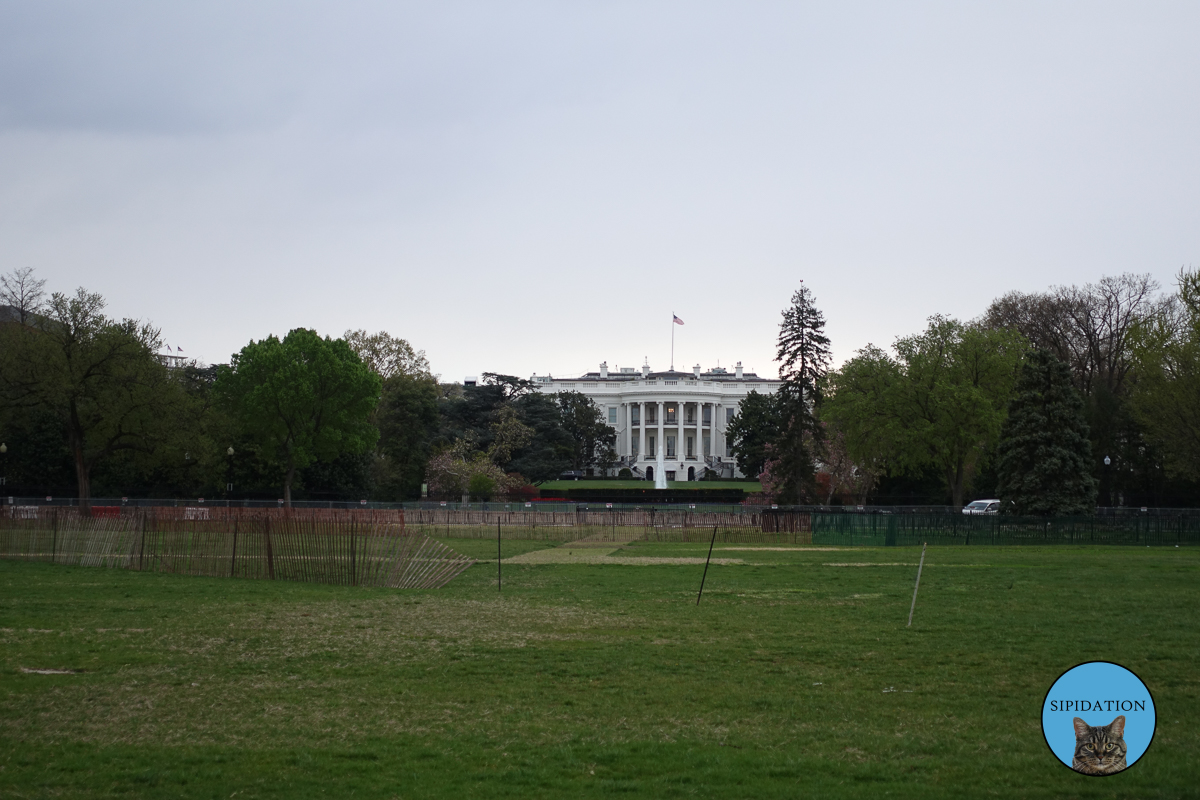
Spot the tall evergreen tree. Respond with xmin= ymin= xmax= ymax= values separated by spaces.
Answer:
xmin=996 ymin=350 xmax=1097 ymax=515
xmin=771 ymin=284 xmax=832 ymax=503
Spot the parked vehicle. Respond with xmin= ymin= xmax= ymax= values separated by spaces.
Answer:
xmin=962 ymin=499 xmax=1001 ymax=515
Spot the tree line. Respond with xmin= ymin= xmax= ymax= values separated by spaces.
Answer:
xmin=727 ymin=270 xmax=1200 ymax=511
xmin=0 ymin=269 xmax=615 ymax=509
xmin=4 ymin=266 xmax=1198 ymax=511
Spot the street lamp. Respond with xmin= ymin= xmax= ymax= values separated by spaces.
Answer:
xmin=225 ymin=446 xmax=235 ymax=506
xmin=0 ymin=442 xmax=7 ymax=492
xmin=1103 ymin=455 xmax=1112 ymax=508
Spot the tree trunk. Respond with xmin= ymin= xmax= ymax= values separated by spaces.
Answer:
xmin=949 ymin=460 xmax=966 ymax=508
xmin=71 ymin=434 xmax=91 ymax=514
xmin=284 ymin=455 xmax=295 ymax=508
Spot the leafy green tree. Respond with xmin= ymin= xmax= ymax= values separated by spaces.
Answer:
xmin=343 ymin=329 xmax=432 ymax=380
xmin=468 ymin=472 xmax=497 ymax=501
xmin=1129 ymin=267 xmax=1200 ymax=481
xmin=481 ymin=373 xmax=537 ymax=400
xmin=995 ymin=350 xmax=1097 ymax=514
xmin=215 ymin=329 xmax=382 ymax=506
xmin=556 ymin=391 xmax=616 ymax=473
xmin=374 ymin=373 xmax=440 ymax=499
xmin=726 ymin=390 xmax=781 ymax=478
xmin=770 ymin=285 xmax=832 ymax=503
xmin=508 ymin=392 xmax=574 ymax=482
xmin=823 ymin=316 xmax=1026 ymax=507
xmin=0 ymin=403 xmax=74 ymax=494
xmin=90 ymin=362 xmax=230 ymax=499
xmin=0 ymin=285 xmax=182 ymax=511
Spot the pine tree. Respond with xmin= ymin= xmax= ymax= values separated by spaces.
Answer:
xmin=771 ymin=284 xmax=832 ymax=504
xmin=996 ymin=350 xmax=1097 ymax=515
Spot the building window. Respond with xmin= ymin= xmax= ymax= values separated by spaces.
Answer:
xmin=666 ymin=435 xmax=676 ymax=458
xmin=703 ymin=435 xmax=711 ymax=456
xmin=631 ymin=406 xmax=640 ymax=424
xmin=648 ymin=435 xmax=656 ymax=456
xmin=666 ymin=405 xmax=677 ymax=423
xmin=608 ymin=407 xmax=617 ymax=424
xmin=686 ymin=435 xmax=694 ymax=457
xmin=726 ymin=407 xmax=735 ymax=424
xmin=632 ymin=439 xmax=639 ymax=458
xmin=685 ymin=405 xmax=695 ymax=424
xmin=647 ymin=406 xmax=657 ymax=423
xmin=666 ymin=470 xmax=676 ymax=481
xmin=702 ymin=406 xmax=711 ymax=424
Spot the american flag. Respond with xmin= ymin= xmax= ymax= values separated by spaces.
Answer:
xmin=673 ymin=314 xmax=685 ymax=325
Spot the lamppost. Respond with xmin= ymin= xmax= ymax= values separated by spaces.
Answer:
xmin=1103 ymin=455 xmax=1112 ymax=508
xmin=0 ymin=442 xmax=7 ymax=498
xmin=225 ymin=446 xmax=235 ymax=507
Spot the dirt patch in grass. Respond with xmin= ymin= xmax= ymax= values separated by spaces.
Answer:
xmin=505 ymin=548 xmax=744 ymax=566
xmin=717 ymin=546 xmax=850 ymax=551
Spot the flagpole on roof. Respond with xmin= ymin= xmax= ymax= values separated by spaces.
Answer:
xmin=671 ymin=313 xmax=674 ymax=371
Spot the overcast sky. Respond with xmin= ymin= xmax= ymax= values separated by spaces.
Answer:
xmin=2 ymin=1 xmax=1197 ymax=381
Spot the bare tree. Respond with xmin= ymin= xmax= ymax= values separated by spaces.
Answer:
xmin=0 ymin=267 xmax=47 ymax=325
xmin=982 ymin=273 xmax=1167 ymax=398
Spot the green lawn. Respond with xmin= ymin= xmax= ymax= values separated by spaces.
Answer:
xmin=1 ymin=543 xmax=1198 ymax=798
xmin=536 ymin=479 xmax=762 ymax=492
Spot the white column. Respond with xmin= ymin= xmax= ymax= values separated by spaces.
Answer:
xmin=714 ymin=403 xmax=722 ymax=458
xmin=638 ymin=402 xmax=646 ymax=460
xmin=656 ymin=401 xmax=664 ymax=458
xmin=677 ymin=400 xmax=684 ymax=474
xmin=624 ymin=402 xmax=631 ymax=460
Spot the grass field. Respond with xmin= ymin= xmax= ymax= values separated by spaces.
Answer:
xmin=2 ymin=540 xmax=1198 ymax=798
xmin=534 ymin=479 xmax=762 ymax=492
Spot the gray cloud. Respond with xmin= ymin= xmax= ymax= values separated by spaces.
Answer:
xmin=1 ymin=1 xmax=1197 ymax=381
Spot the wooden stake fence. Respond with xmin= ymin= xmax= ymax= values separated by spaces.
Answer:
xmin=0 ymin=508 xmax=473 ymax=590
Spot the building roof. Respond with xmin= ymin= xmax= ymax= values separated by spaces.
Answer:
xmin=565 ymin=369 xmax=771 ymax=383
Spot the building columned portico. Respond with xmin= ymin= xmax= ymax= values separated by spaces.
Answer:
xmin=531 ymin=360 xmax=780 ymax=480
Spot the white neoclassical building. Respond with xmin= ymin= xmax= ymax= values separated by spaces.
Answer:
xmin=530 ymin=361 xmax=781 ymax=481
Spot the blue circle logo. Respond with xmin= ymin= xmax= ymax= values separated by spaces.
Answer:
xmin=1041 ymin=661 xmax=1156 ymax=776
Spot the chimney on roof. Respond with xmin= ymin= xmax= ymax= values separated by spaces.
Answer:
xmin=600 ymin=361 xmax=608 ymax=378
xmin=735 ymin=362 xmax=743 ymax=379
xmin=642 ymin=359 xmax=650 ymax=377
xmin=693 ymin=364 xmax=701 ymax=378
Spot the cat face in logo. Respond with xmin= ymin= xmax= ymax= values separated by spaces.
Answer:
xmin=1072 ymin=715 xmax=1127 ymax=775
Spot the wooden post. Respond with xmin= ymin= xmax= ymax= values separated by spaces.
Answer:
xmin=265 ymin=516 xmax=275 ymax=580
xmin=907 ymin=542 xmax=927 ymax=628
xmin=230 ymin=516 xmax=239 ymax=578
xmin=696 ymin=525 xmax=718 ymax=605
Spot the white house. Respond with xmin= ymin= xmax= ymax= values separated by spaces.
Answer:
xmin=530 ymin=361 xmax=780 ymax=480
